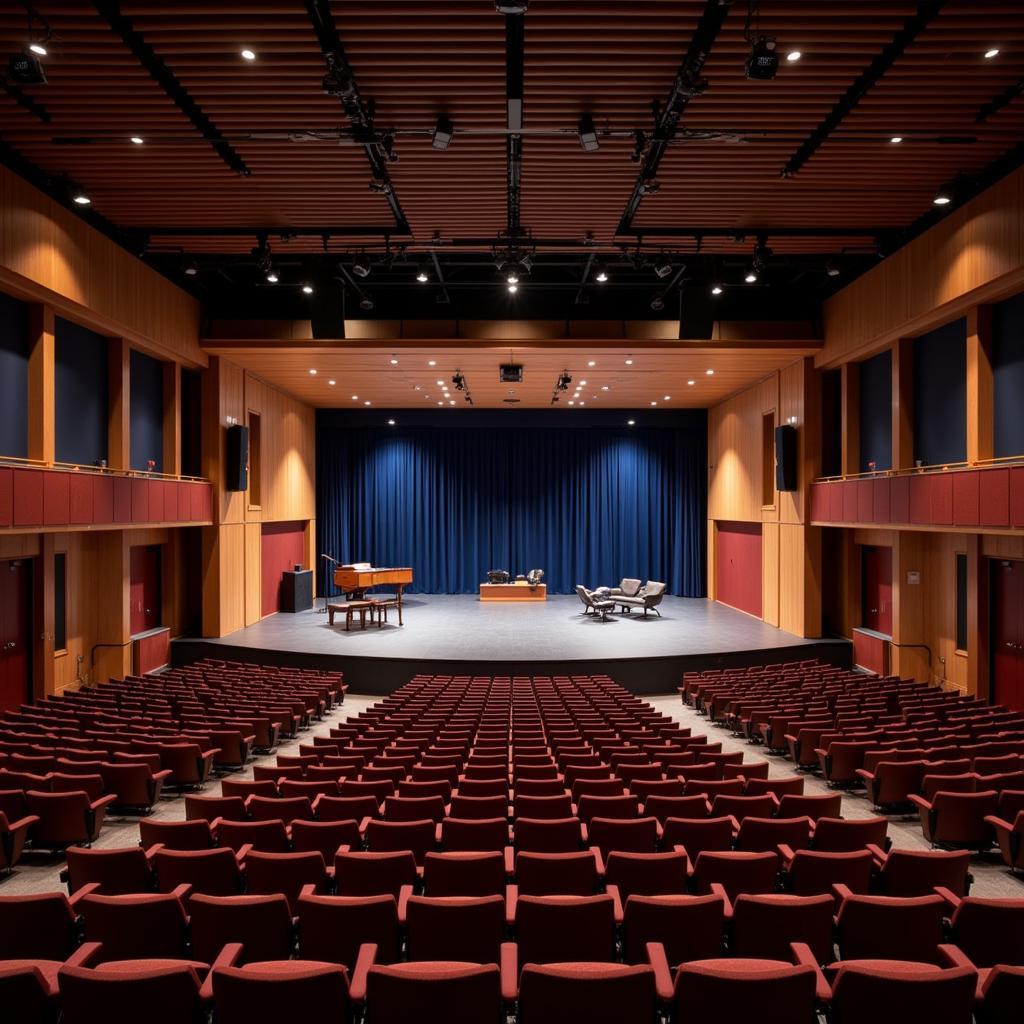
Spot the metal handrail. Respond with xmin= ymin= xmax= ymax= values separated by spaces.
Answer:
xmin=0 ymin=455 xmax=209 ymax=484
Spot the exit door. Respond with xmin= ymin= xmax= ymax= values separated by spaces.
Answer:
xmin=130 ymin=545 xmax=162 ymax=635
xmin=862 ymin=545 xmax=893 ymax=636
xmin=0 ymin=560 xmax=31 ymax=712
xmin=992 ymin=560 xmax=1024 ymax=712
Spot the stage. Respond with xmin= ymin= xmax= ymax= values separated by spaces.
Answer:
xmin=172 ymin=595 xmax=850 ymax=695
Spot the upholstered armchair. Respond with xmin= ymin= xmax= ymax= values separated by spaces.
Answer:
xmin=609 ymin=578 xmax=642 ymax=598
xmin=575 ymin=585 xmax=614 ymax=620
xmin=617 ymin=580 xmax=667 ymax=616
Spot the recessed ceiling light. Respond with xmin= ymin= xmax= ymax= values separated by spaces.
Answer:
xmin=786 ymin=50 xmax=802 ymax=62
xmin=428 ymin=360 xmax=436 ymax=366
xmin=414 ymin=385 xmax=422 ymax=391
xmin=72 ymin=193 xmax=91 ymax=206
xmin=601 ymin=385 xmax=609 ymax=391
xmin=625 ymin=359 xmax=633 ymax=366
xmin=309 ymin=368 xmax=317 ymax=375
xmin=687 ymin=379 xmax=695 ymax=386
xmin=351 ymin=395 xmax=359 ymax=400
xmin=130 ymin=136 xmax=144 ymax=145
xmin=663 ymin=395 xmax=671 ymax=401
xmin=706 ymin=369 xmax=714 ymax=376
xmin=744 ymin=271 xmax=757 ymax=283
xmin=28 ymin=42 xmax=47 ymax=56
xmin=627 ymin=419 xmax=635 ymax=426
xmin=568 ymin=400 xmax=575 ymax=406
xmin=266 ymin=270 xmax=279 ymax=283
xmin=933 ymin=189 xmax=952 ymax=206
xmin=578 ymin=401 xmax=585 ymax=406
xmin=437 ymin=401 xmax=444 ymax=406
xmin=650 ymin=401 xmax=657 ymax=406
xmin=388 ymin=419 xmax=396 ymax=426
xmin=436 ymin=379 xmax=444 ymax=386
xmin=449 ymin=400 xmax=456 ymax=406
xmin=507 ymin=273 xmax=519 ymax=285
xmin=416 ymin=270 xmax=429 ymax=283
xmin=984 ymin=48 xmax=1000 ymax=59
xmin=241 ymin=48 xmax=256 ymax=61
xmin=889 ymin=136 xmax=903 ymax=144
xmin=302 ymin=284 xmax=314 ymax=294
xmin=579 ymin=380 xmax=587 ymax=386
xmin=328 ymin=379 xmax=336 ymax=385
xmin=390 ymin=357 xmax=398 ymax=365
xmin=711 ymin=284 xmax=723 ymax=295
xmin=587 ymin=360 xmax=596 ymax=367
xmin=595 ymin=269 xmax=608 ymax=283
xmin=363 ymin=400 xmax=371 ymax=406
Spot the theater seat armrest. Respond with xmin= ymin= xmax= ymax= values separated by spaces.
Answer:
xmin=790 ymin=942 xmax=830 ymax=1004
xmin=65 ymin=942 xmax=102 ymax=969
xmin=153 ymin=769 xmax=173 ymax=782
xmin=983 ymin=814 xmax=1012 ymax=831
xmin=728 ymin=816 xmax=740 ymax=836
xmin=777 ymin=843 xmax=797 ymax=865
xmin=854 ymin=769 xmax=873 ymax=782
xmin=299 ymin=884 xmax=318 ymax=899
xmin=505 ymin=885 xmax=518 ymax=927
xmin=769 ymin=793 xmax=780 ymax=810
xmin=201 ymin=749 xmax=220 ymax=763
xmin=708 ymin=883 xmax=733 ymax=917
xmin=605 ymin=884 xmax=624 ymax=923
xmin=434 ymin=822 xmax=443 ymax=843
xmin=831 ymin=883 xmax=853 ymax=906
xmin=359 ymin=817 xmax=372 ymax=835
xmin=645 ymin=942 xmax=674 ymax=1002
xmin=170 ymin=883 xmax=193 ymax=903
xmin=91 ymin=794 xmax=118 ymax=811
xmin=500 ymin=942 xmax=518 ymax=1002
xmin=864 ymin=843 xmax=888 ymax=864
xmin=907 ymin=794 xmax=930 ymax=811
xmin=143 ymin=843 xmax=165 ymax=864
xmin=336 ymin=845 xmax=351 ymax=855
xmin=579 ymin=822 xmax=589 ymax=843
xmin=68 ymin=882 xmax=102 ymax=908
xmin=8 ymin=814 xmax=39 ymax=832
xmin=934 ymin=886 xmax=961 ymax=911
xmin=349 ymin=943 xmax=378 ymax=1002
xmin=503 ymin=846 xmax=515 ymax=876
xmin=397 ymin=885 xmax=414 ymax=923
xmin=202 ymin=943 xmax=243 ymax=1001
xmin=937 ymin=944 xmax=974 ymax=970
xmin=234 ymin=843 xmax=253 ymax=865
xmin=588 ymin=846 xmax=606 ymax=877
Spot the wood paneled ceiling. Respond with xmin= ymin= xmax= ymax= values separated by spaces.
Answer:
xmin=1 ymin=2 xmax=1023 ymax=317
xmin=201 ymin=335 xmax=821 ymax=409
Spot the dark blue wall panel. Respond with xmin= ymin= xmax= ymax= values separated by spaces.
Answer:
xmin=55 ymin=318 xmax=108 ymax=466
xmin=994 ymin=291 xmax=1024 ymax=458
xmin=858 ymin=350 xmax=892 ymax=472
xmin=130 ymin=349 xmax=164 ymax=472
xmin=913 ymin=318 xmax=966 ymax=466
xmin=0 ymin=291 xmax=29 ymax=458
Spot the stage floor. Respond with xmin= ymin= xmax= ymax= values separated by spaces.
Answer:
xmin=174 ymin=595 xmax=850 ymax=695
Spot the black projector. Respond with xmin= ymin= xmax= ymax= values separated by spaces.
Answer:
xmin=745 ymin=38 xmax=779 ymax=81
xmin=499 ymin=364 xmax=523 ymax=383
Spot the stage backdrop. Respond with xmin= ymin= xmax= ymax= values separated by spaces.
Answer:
xmin=317 ymin=409 xmax=707 ymax=596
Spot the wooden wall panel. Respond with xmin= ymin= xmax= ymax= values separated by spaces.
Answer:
xmin=244 ymin=522 xmax=261 ymax=627
xmin=762 ymin=522 xmax=780 ymax=627
xmin=779 ymin=524 xmax=822 ymax=638
xmin=0 ymin=167 xmax=203 ymax=367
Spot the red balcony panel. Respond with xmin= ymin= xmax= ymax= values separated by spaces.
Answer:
xmin=952 ymin=471 xmax=980 ymax=527
xmin=856 ymin=480 xmax=873 ymax=523
xmin=890 ymin=476 xmax=910 ymax=522
xmin=176 ymin=482 xmax=191 ymax=522
xmin=148 ymin=480 xmax=163 ymax=523
xmin=810 ymin=483 xmax=828 ymax=522
xmin=113 ymin=477 xmax=132 ymax=523
xmin=68 ymin=474 xmax=93 ymax=524
xmin=160 ymin=481 xmax=177 ymax=522
xmin=93 ymin=476 xmax=114 ymax=523
xmin=1011 ymin=467 xmax=1024 ymax=529
xmin=43 ymin=472 xmax=70 ymax=526
xmin=909 ymin=476 xmax=930 ymax=524
xmin=0 ymin=468 xmax=12 ymax=527
xmin=190 ymin=482 xmax=212 ymax=522
xmin=930 ymin=473 xmax=953 ymax=526
xmin=872 ymin=478 xmax=891 ymax=523
xmin=12 ymin=469 xmax=43 ymax=526
xmin=131 ymin=479 xmax=149 ymax=523
xmin=842 ymin=481 xmax=858 ymax=523
xmin=829 ymin=481 xmax=844 ymax=521
xmin=979 ymin=468 xmax=1009 ymax=527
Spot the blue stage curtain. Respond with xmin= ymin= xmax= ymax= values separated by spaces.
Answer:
xmin=317 ymin=410 xmax=706 ymax=596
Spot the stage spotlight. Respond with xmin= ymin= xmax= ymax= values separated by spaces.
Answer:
xmin=72 ymin=191 xmax=91 ymax=206
xmin=495 ymin=1 xmax=528 ymax=12
xmin=519 ymin=254 xmax=533 ymax=273
xmin=933 ymin=187 xmax=953 ymax=206
xmin=9 ymin=49 xmax=46 ymax=84
xmin=654 ymin=258 xmax=673 ymax=279
xmin=826 ymin=261 xmax=841 ymax=278
xmin=745 ymin=37 xmax=779 ymax=80
xmin=359 ymin=296 xmax=374 ymax=311
xmin=744 ymin=270 xmax=758 ymax=283
xmin=240 ymin=48 xmax=256 ymax=61
xmin=890 ymin=136 xmax=903 ymax=144
xmin=388 ymin=419 xmax=396 ymax=426
xmin=786 ymin=50 xmax=802 ymax=62
xmin=130 ymin=136 xmax=144 ymax=145
xmin=28 ymin=42 xmax=47 ymax=57
xmin=752 ymin=240 xmax=773 ymax=274
xmin=368 ymin=180 xmax=392 ymax=194
xmin=432 ymin=116 xmax=455 ymax=150
xmin=183 ymin=259 xmax=199 ymax=277
xmin=556 ymin=371 xmax=572 ymax=391
xmin=639 ymin=177 xmax=660 ymax=196
xmin=416 ymin=266 xmax=429 ymax=283
xmin=711 ymin=284 xmax=723 ymax=295
xmin=594 ymin=265 xmax=608 ymax=283
xmin=508 ymin=283 xmax=518 ymax=293
xmin=302 ymin=283 xmax=314 ymax=294
xmin=507 ymin=272 xmax=519 ymax=285
xmin=650 ymin=295 xmax=665 ymax=311
xmin=578 ymin=113 xmax=600 ymax=152
xmin=352 ymin=255 xmax=372 ymax=278
xmin=984 ymin=48 xmax=1000 ymax=59
xmin=265 ymin=268 xmax=279 ymax=283
xmin=627 ymin=419 xmax=635 ymax=426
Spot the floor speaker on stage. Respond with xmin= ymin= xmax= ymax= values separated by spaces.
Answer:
xmin=678 ymin=284 xmax=715 ymax=339
xmin=281 ymin=569 xmax=313 ymax=613
xmin=775 ymin=423 xmax=798 ymax=491
xmin=225 ymin=424 xmax=248 ymax=492
xmin=311 ymin=285 xmax=346 ymax=339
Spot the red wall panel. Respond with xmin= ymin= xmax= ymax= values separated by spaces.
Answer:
xmin=715 ymin=522 xmax=763 ymax=619
xmin=260 ymin=521 xmax=307 ymax=617
xmin=12 ymin=469 xmax=43 ymax=526
xmin=1012 ymin=467 xmax=1024 ymax=529
xmin=930 ymin=474 xmax=953 ymax=526
xmin=43 ymin=472 xmax=70 ymax=526
xmin=93 ymin=476 xmax=113 ymax=523
xmin=853 ymin=628 xmax=889 ymax=676
xmin=810 ymin=483 xmax=828 ymax=522
xmin=890 ymin=476 xmax=909 ymax=522
xmin=856 ymin=480 xmax=873 ymax=523
xmin=872 ymin=478 xmax=890 ymax=523
xmin=113 ymin=478 xmax=132 ymax=523
xmin=952 ymin=471 xmax=980 ymax=526
xmin=0 ymin=468 xmax=12 ymax=527
xmin=980 ymin=468 xmax=1010 ymax=527
xmin=132 ymin=627 xmax=170 ymax=675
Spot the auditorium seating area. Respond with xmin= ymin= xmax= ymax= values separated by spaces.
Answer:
xmin=1 ymin=661 xmax=1023 ymax=1023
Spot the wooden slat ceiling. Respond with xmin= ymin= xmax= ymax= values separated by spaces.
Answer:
xmin=1 ymin=0 xmax=1022 ymax=265
xmin=201 ymin=336 xmax=821 ymax=409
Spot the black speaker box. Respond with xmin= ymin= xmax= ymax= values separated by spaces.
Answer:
xmin=310 ymin=286 xmax=346 ymax=339
xmin=678 ymin=285 xmax=715 ymax=340
xmin=225 ymin=424 xmax=249 ymax=492
xmin=281 ymin=569 xmax=313 ymax=613
xmin=775 ymin=424 xmax=798 ymax=492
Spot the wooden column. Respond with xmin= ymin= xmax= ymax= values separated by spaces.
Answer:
xmin=966 ymin=534 xmax=987 ymax=698
xmin=163 ymin=361 xmax=182 ymax=476
xmin=892 ymin=338 xmax=914 ymax=470
xmin=891 ymin=531 xmax=929 ymax=681
xmin=107 ymin=337 xmax=130 ymax=471
xmin=27 ymin=303 xmax=55 ymax=464
xmin=840 ymin=361 xmax=859 ymax=476
xmin=966 ymin=305 xmax=993 ymax=465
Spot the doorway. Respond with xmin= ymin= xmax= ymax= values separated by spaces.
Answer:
xmin=861 ymin=545 xmax=893 ymax=635
xmin=130 ymin=545 xmax=162 ymax=635
xmin=0 ymin=560 xmax=31 ymax=712
xmin=991 ymin=559 xmax=1024 ymax=712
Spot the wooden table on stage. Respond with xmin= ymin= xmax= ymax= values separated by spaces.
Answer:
xmin=334 ymin=566 xmax=413 ymax=613
xmin=479 ymin=582 xmax=548 ymax=602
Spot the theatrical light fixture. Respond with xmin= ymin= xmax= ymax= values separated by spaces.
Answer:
xmin=663 ymin=395 xmax=671 ymax=401
xmin=786 ymin=50 xmax=802 ymax=62
xmin=9 ymin=49 xmax=46 ymax=84
xmin=428 ymin=360 xmax=436 ymax=366
xmin=706 ymin=369 xmax=714 ymax=375
xmin=650 ymin=401 xmax=657 ymax=406
xmin=130 ymin=136 xmax=144 ymax=145
xmin=359 ymin=296 xmax=374 ymax=311
xmin=654 ymin=258 xmax=673 ymax=279
xmin=650 ymin=295 xmax=665 ymax=311
xmin=302 ymin=284 xmax=314 ymax=294
xmin=265 ymin=268 xmax=279 ymax=283
xmin=183 ymin=259 xmax=199 ymax=277
xmin=687 ymin=379 xmax=695 ymax=386
xmin=745 ymin=36 xmax=779 ymax=80
xmin=568 ymin=401 xmax=575 ymax=406
xmin=579 ymin=380 xmax=587 ymax=386
xmin=752 ymin=240 xmax=773 ymax=275
xmin=449 ymin=400 xmax=456 ymax=406
xmin=368 ymin=180 xmax=392 ymax=194
xmin=984 ymin=48 xmax=1000 ymax=59
xmin=390 ymin=357 xmax=399 ymax=365
xmin=639 ymin=177 xmax=660 ymax=196
xmin=364 ymin=400 xmax=371 ymax=406
xmin=627 ymin=420 xmax=635 ymax=426
xmin=240 ymin=49 xmax=256 ymax=61
xmin=28 ymin=42 xmax=47 ymax=56
xmin=388 ymin=419 xmax=396 ymax=426
xmin=711 ymin=284 xmax=723 ymax=295
xmin=890 ymin=136 xmax=903 ymax=144
xmin=601 ymin=385 xmax=609 ymax=391
xmin=578 ymin=401 xmax=585 ymax=406
xmin=587 ymin=360 xmax=596 ymax=367
xmin=578 ymin=113 xmax=600 ymax=152
xmin=933 ymin=188 xmax=953 ymax=206
xmin=495 ymin=1 xmax=528 ymax=13
xmin=507 ymin=273 xmax=519 ymax=285
xmin=594 ymin=265 xmax=608 ymax=283
xmin=352 ymin=255 xmax=372 ymax=278
xmin=431 ymin=116 xmax=455 ymax=150
xmin=416 ymin=267 xmax=429 ymax=283
xmin=72 ymin=192 xmax=91 ymax=206
xmin=351 ymin=395 xmax=359 ymax=400
xmin=826 ymin=261 xmax=841 ymax=278
xmin=556 ymin=371 xmax=572 ymax=391
xmin=744 ymin=270 xmax=758 ymax=284
xmin=508 ymin=283 xmax=518 ymax=293
xmin=309 ymin=369 xmax=317 ymax=375
xmin=624 ymin=358 xmax=633 ymax=365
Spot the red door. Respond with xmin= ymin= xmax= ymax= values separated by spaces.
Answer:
xmin=992 ymin=560 xmax=1024 ymax=712
xmin=0 ymin=560 xmax=31 ymax=712
xmin=130 ymin=546 xmax=162 ymax=635
xmin=862 ymin=546 xmax=893 ymax=636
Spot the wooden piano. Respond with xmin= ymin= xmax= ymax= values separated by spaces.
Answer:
xmin=334 ymin=564 xmax=413 ymax=607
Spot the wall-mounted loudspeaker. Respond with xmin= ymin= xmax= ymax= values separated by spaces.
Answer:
xmin=310 ymin=285 xmax=346 ymax=339
xmin=775 ymin=424 xmax=797 ymax=492
xmin=225 ymin=424 xmax=249 ymax=492
xmin=678 ymin=284 xmax=714 ymax=340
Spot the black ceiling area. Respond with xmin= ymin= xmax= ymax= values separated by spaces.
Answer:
xmin=1 ymin=1 xmax=1023 ymax=323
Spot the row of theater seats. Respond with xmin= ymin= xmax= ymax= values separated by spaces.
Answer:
xmin=0 ymin=661 xmax=346 ymax=866
xmin=3 ymin=669 xmax=1023 ymax=1022
xmin=683 ymin=662 xmax=1024 ymax=869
